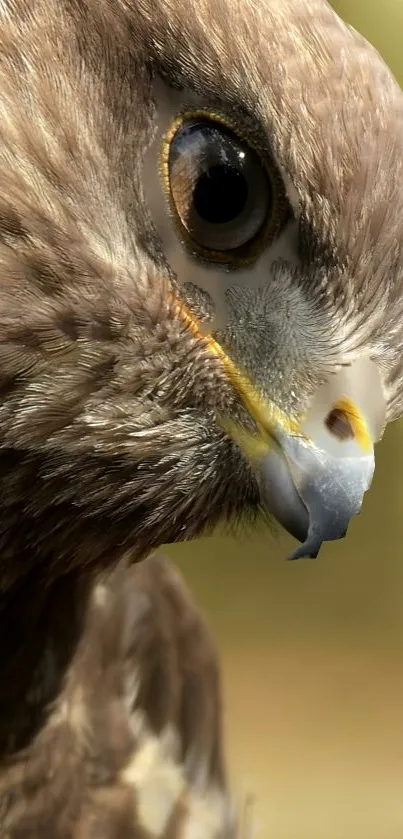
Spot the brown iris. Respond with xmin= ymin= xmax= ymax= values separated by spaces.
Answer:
xmin=161 ymin=113 xmax=288 ymax=264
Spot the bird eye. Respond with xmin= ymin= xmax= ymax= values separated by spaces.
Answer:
xmin=161 ymin=113 xmax=288 ymax=263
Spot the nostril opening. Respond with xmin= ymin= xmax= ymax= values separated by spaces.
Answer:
xmin=324 ymin=407 xmax=355 ymax=442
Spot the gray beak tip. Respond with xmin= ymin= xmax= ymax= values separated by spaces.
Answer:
xmin=259 ymin=434 xmax=375 ymax=561
xmin=286 ymin=523 xmax=349 ymax=561
xmin=287 ymin=547 xmax=319 ymax=561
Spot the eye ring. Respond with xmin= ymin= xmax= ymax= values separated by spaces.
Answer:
xmin=160 ymin=109 xmax=290 ymax=267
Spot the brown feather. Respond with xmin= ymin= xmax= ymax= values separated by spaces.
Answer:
xmin=0 ymin=554 xmax=236 ymax=838
xmin=0 ymin=0 xmax=403 ymax=834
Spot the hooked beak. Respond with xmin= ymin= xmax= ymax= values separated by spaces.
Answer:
xmin=257 ymin=358 xmax=386 ymax=559
xmin=259 ymin=424 xmax=375 ymax=560
xmin=174 ymin=298 xmax=386 ymax=560
xmin=217 ymin=352 xmax=386 ymax=560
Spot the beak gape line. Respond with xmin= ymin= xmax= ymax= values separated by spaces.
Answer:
xmin=175 ymin=297 xmax=386 ymax=560
xmin=221 ymin=351 xmax=385 ymax=560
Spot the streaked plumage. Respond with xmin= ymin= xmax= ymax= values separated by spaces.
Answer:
xmin=1 ymin=0 xmax=403 ymax=834
xmin=0 ymin=555 xmax=236 ymax=837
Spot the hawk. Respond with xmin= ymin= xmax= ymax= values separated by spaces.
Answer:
xmin=0 ymin=0 xmax=403 ymax=835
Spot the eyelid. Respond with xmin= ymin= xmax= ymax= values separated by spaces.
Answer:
xmin=160 ymin=109 xmax=290 ymax=267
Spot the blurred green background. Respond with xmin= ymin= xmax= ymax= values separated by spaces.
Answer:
xmin=165 ymin=4 xmax=403 ymax=837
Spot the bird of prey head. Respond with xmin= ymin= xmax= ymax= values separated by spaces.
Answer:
xmin=1 ymin=0 xmax=402 ymax=586
xmin=1 ymin=0 xmax=403 ymax=835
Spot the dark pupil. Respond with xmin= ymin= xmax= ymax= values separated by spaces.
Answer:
xmin=193 ymin=164 xmax=248 ymax=225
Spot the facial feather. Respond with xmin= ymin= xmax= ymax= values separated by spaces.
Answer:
xmin=0 ymin=1 xmax=402 ymax=832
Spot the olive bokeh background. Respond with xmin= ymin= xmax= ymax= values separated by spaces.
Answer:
xmin=164 ymin=4 xmax=403 ymax=837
